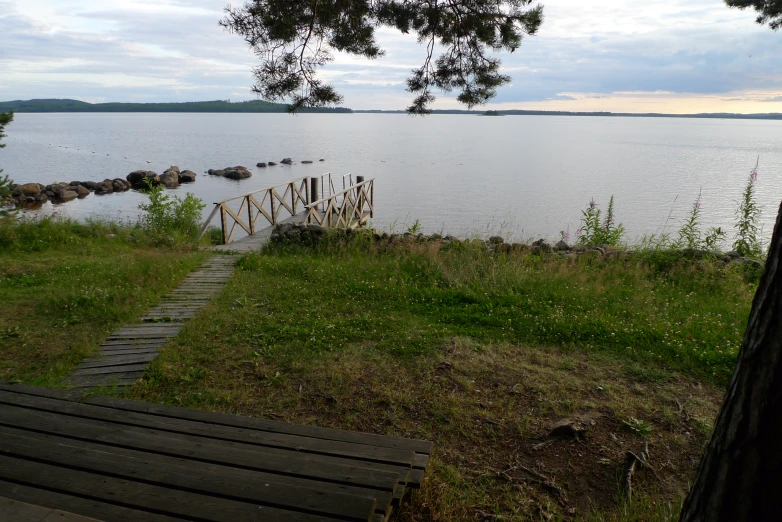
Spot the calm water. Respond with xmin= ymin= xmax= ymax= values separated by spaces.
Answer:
xmin=3 ymin=113 xmax=782 ymax=243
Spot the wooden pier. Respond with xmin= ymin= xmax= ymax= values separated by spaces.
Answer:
xmin=0 ymin=383 xmax=431 ymax=522
xmin=199 ymin=174 xmax=375 ymax=247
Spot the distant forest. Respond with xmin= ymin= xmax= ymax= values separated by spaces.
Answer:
xmin=0 ymin=99 xmax=353 ymax=113
xmin=2 ymin=99 xmax=781 ymax=120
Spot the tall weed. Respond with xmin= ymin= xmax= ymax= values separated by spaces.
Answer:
xmin=138 ymin=181 xmax=205 ymax=244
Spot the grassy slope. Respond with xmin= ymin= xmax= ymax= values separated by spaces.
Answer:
xmin=123 ymin=237 xmax=754 ymax=521
xmin=0 ymin=219 xmax=211 ymax=385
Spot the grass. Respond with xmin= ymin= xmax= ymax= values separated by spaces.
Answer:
xmin=117 ymin=233 xmax=751 ymax=521
xmin=0 ymin=217 xmax=211 ymax=385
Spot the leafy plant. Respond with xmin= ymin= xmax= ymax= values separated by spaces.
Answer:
xmin=676 ymin=191 xmax=702 ymax=249
xmin=623 ymin=417 xmax=653 ymax=438
xmin=138 ymin=180 xmax=206 ymax=244
xmin=733 ymin=159 xmax=763 ymax=258
xmin=0 ymin=112 xmax=15 ymax=215
xmin=406 ymin=219 xmax=422 ymax=234
xmin=578 ymin=196 xmax=625 ymax=247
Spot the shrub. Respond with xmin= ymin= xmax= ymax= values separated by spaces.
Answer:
xmin=733 ymin=160 xmax=763 ymax=258
xmin=577 ymin=196 xmax=624 ymax=247
xmin=138 ymin=181 xmax=206 ymax=244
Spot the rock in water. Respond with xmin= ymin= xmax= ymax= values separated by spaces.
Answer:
xmin=208 ymin=169 xmax=225 ymax=176
xmin=55 ymin=190 xmax=79 ymax=202
xmin=301 ymin=160 xmax=313 ymax=164
xmin=159 ymin=170 xmax=180 ymax=188
xmin=223 ymin=166 xmax=252 ymax=180
xmin=127 ymin=170 xmax=159 ymax=188
xmin=74 ymin=185 xmax=91 ymax=198
xmin=281 ymin=158 xmax=293 ymax=165
xmin=256 ymin=162 xmax=267 ymax=168
xmin=15 ymin=183 xmax=41 ymax=196
xmin=268 ymin=162 xmax=277 ymax=166
xmin=180 ymin=170 xmax=197 ymax=183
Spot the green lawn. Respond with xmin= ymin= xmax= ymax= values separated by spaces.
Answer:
xmin=0 ymin=218 xmax=211 ymax=385
xmin=122 ymin=235 xmax=753 ymax=521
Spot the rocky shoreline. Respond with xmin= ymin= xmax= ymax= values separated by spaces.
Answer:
xmin=271 ymin=223 xmax=765 ymax=268
xmin=8 ymin=165 xmax=197 ymax=206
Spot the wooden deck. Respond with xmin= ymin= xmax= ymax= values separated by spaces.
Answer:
xmin=0 ymin=384 xmax=432 ymax=522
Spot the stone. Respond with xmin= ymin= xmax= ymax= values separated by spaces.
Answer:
xmin=113 ymin=178 xmax=130 ymax=191
xmin=223 ymin=166 xmax=252 ymax=180
xmin=95 ymin=182 xmax=113 ymax=195
xmin=301 ymin=160 xmax=313 ymax=164
xmin=555 ymin=240 xmax=570 ymax=251
xmin=34 ymin=193 xmax=48 ymax=203
xmin=319 ymin=159 xmax=325 ymax=162
xmin=16 ymin=183 xmax=41 ymax=196
xmin=159 ymin=170 xmax=180 ymax=188
xmin=268 ymin=162 xmax=277 ymax=166
xmin=45 ymin=191 xmax=55 ymax=198
xmin=83 ymin=181 xmax=99 ymax=191
xmin=111 ymin=180 xmax=125 ymax=192
xmin=55 ymin=190 xmax=79 ymax=202
xmin=256 ymin=162 xmax=267 ymax=168
xmin=69 ymin=181 xmax=82 ymax=187
xmin=127 ymin=170 xmax=159 ymax=188
xmin=74 ymin=185 xmax=90 ymax=198
xmin=208 ymin=169 xmax=224 ymax=176
xmin=280 ymin=158 xmax=293 ymax=165
xmin=488 ymin=236 xmax=504 ymax=245
xmin=164 ymin=166 xmax=181 ymax=175
xmin=180 ymin=170 xmax=197 ymax=183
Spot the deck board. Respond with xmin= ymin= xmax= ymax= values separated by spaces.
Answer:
xmin=0 ymin=383 xmax=431 ymax=521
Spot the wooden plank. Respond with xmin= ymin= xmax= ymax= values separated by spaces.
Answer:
xmin=69 ymin=373 xmax=145 ymax=388
xmin=0 ymin=454 xmax=345 ymax=522
xmin=0 ymin=430 xmax=381 ymax=521
xmin=76 ymin=353 xmax=158 ymax=368
xmin=72 ymin=364 xmax=150 ymax=376
xmin=106 ymin=332 xmax=179 ymax=340
xmin=0 ymin=426 xmax=394 ymax=516
xmin=96 ymin=347 xmax=162 ymax=356
xmin=409 ymin=469 xmax=425 ymax=488
xmin=87 ymin=396 xmax=434 ymax=454
xmin=0 ymin=384 xmax=432 ymax=454
xmin=0 ymin=495 xmax=104 ymax=522
xmin=101 ymin=339 xmax=167 ymax=347
xmin=0 ymin=392 xmax=415 ymax=467
xmin=0 ymin=404 xmax=406 ymax=490
xmin=0 ymin=482 xmax=178 ymax=522
xmin=413 ymin=453 xmax=429 ymax=469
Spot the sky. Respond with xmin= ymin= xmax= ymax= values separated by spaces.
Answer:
xmin=1 ymin=0 xmax=781 ymax=113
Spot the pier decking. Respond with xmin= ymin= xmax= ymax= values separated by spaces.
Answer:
xmin=0 ymin=383 xmax=431 ymax=522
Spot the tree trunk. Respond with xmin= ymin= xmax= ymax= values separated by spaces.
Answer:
xmin=680 ymin=201 xmax=782 ymax=521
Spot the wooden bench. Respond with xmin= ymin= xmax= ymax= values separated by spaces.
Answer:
xmin=0 ymin=383 xmax=431 ymax=522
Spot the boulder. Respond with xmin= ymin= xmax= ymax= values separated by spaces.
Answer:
xmin=555 ymin=240 xmax=570 ymax=251
xmin=319 ymin=159 xmax=325 ymax=162
xmin=95 ymin=181 xmax=114 ymax=195
xmin=488 ymin=236 xmax=504 ymax=245
xmin=223 ymin=166 xmax=252 ymax=180
xmin=159 ymin=170 xmax=180 ymax=188
xmin=74 ymin=185 xmax=91 ymax=198
xmin=180 ymin=170 xmax=197 ymax=183
xmin=301 ymin=160 xmax=313 ymax=164
xmin=83 ymin=181 xmax=99 ymax=191
xmin=55 ymin=190 xmax=79 ymax=202
xmin=127 ymin=170 xmax=159 ymax=188
xmin=69 ymin=181 xmax=82 ymax=187
xmin=113 ymin=178 xmax=130 ymax=191
xmin=280 ymin=158 xmax=293 ymax=165
xmin=256 ymin=162 xmax=267 ymax=168
xmin=34 ymin=193 xmax=48 ymax=203
xmin=16 ymin=183 xmax=41 ymax=196
xmin=164 ymin=166 xmax=181 ymax=175
xmin=208 ymin=169 xmax=225 ymax=176
xmin=268 ymin=162 xmax=277 ymax=166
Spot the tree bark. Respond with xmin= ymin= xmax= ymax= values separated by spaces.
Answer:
xmin=680 ymin=201 xmax=782 ymax=521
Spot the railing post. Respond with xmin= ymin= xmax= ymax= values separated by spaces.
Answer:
xmin=247 ymin=196 xmax=255 ymax=236
xmin=370 ymin=180 xmax=374 ymax=218
xmin=270 ymin=188 xmax=276 ymax=225
xmin=310 ymin=177 xmax=319 ymax=213
xmin=220 ymin=204 xmax=228 ymax=245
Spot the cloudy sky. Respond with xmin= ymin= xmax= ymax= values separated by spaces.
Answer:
xmin=1 ymin=0 xmax=781 ymax=113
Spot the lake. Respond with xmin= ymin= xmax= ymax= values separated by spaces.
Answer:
xmin=3 ymin=113 xmax=782 ymax=243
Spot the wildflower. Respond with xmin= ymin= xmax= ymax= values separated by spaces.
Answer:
xmin=750 ymin=168 xmax=758 ymax=183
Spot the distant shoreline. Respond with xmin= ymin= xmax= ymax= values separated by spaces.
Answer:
xmin=2 ymin=98 xmax=782 ymax=121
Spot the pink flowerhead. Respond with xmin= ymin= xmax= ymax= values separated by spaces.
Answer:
xmin=576 ymin=228 xmax=583 ymax=237
xmin=750 ymin=169 xmax=758 ymax=182
xmin=589 ymin=199 xmax=596 ymax=209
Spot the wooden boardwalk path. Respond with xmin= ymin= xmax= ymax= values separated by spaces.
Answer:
xmin=0 ymin=383 xmax=432 ymax=522
xmin=68 ymin=255 xmax=237 ymax=389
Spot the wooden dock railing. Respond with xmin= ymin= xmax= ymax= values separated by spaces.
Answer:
xmin=198 ymin=175 xmax=374 ymax=244
xmin=198 ymin=177 xmax=310 ymax=245
xmin=305 ymin=177 xmax=374 ymax=229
